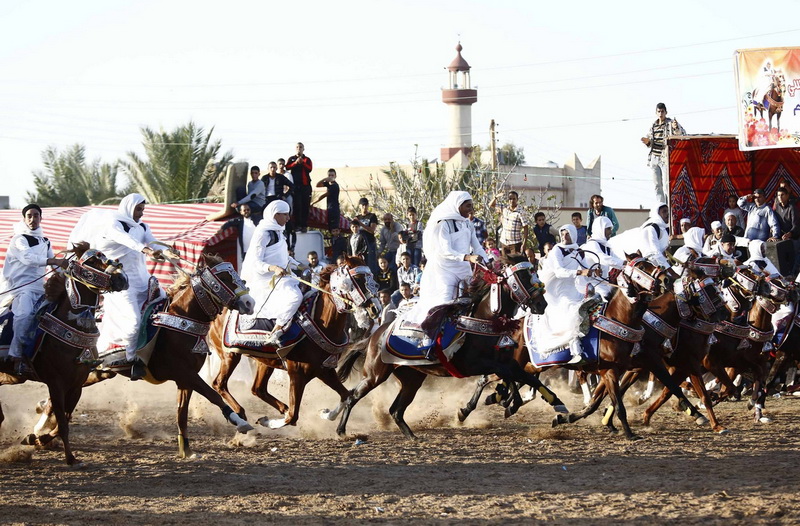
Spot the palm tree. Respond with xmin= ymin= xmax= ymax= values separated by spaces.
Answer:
xmin=122 ymin=122 xmax=233 ymax=204
xmin=27 ymin=144 xmax=125 ymax=207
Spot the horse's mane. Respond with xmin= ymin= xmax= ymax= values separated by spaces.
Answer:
xmin=43 ymin=242 xmax=91 ymax=302
xmin=465 ymin=254 xmax=528 ymax=300
xmin=167 ymin=252 xmax=224 ymax=297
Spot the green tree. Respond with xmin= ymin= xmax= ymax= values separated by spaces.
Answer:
xmin=498 ymin=142 xmax=525 ymax=166
xmin=27 ymin=144 xmax=124 ymax=207
xmin=123 ymin=121 xmax=233 ymax=204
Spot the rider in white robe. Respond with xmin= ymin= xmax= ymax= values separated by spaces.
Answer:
xmin=240 ymin=200 xmax=303 ymax=346
xmin=92 ymin=194 xmax=165 ymax=377
xmin=3 ymin=204 xmax=68 ymax=374
xmin=534 ymin=223 xmax=600 ymax=362
xmin=609 ymin=203 xmax=670 ymax=268
xmin=406 ymin=191 xmax=487 ymax=345
xmin=744 ymin=239 xmax=781 ymax=277
xmin=580 ymin=216 xmax=624 ymax=300
xmin=671 ymin=227 xmax=705 ymax=276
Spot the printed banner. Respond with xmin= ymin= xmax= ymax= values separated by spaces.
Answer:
xmin=735 ymin=47 xmax=800 ymax=150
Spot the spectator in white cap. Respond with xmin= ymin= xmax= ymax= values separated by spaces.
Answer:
xmin=671 ymin=217 xmax=691 ymax=240
xmin=723 ymin=211 xmax=744 ymax=237
xmin=702 ymin=221 xmax=725 ymax=256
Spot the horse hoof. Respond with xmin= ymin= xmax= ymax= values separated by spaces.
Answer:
xmin=319 ymin=409 xmax=332 ymax=421
xmin=267 ymin=418 xmax=288 ymax=429
xmin=20 ymin=434 xmax=37 ymax=446
xmin=695 ymin=415 xmax=709 ymax=426
xmin=554 ymin=404 xmax=569 ymax=414
xmin=746 ymin=400 xmax=754 ymax=410
xmin=758 ymin=416 xmax=772 ymax=424
xmin=627 ymin=434 xmax=644 ymax=441
xmin=457 ymin=409 xmax=468 ymax=423
xmin=35 ymin=400 xmax=48 ymax=414
xmin=716 ymin=428 xmax=730 ymax=435
xmin=551 ymin=414 xmax=567 ymax=428
xmin=70 ymin=461 xmax=86 ymax=469
xmin=236 ymin=423 xmax=254 ymax=434
xmin=604 ymin=426 xmax=619 ymax=435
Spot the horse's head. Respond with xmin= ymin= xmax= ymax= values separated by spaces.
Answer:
xmin=62 ymin=242 xmax=129 ymax=303
xmin=500 ymin=259 xmax=547 ymax=314
xmin=617 ymin=257 xmax=665 ymax=303
xmin=329 ymin=256 xmax=381 ymax=329
xmin=682 ymin=276 xmax=729 ymax=323
xmin=192 ymin=254 xmax=255 ymax=316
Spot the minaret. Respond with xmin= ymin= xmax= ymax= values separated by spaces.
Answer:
xmin=441 ymin=42 xmax=477 ymax=163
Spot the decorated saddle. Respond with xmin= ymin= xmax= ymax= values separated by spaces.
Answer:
xmin=0 ymin=296 xmax=61 ymax=361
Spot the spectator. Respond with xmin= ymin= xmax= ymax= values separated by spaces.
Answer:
xmin=348 ymin=221 xmax=367 ymax=260
xmin=702 ymin=221 xmax=725 ymax=256
xmin=378 ymin=288 xmax=398 ymax=325
xmin=723 ymin=212 xmax=744 ymax=237
xmin=415 ymin=258 xmax=426 ymax=294
xmin=286 ymin=142 xmax=313 ymax=232
xmin=469 ymin=209 xmax=488 ymax=246
xmin=572 ymin=212 xmax=587 ymax=245
xmin=335 ymin=253 xmax=346 ymax=266
xmin=484 ymin=238 xmax=502 ymax=260
xmin=328 ymin=227 xmax=348 ymax=264
xmin=490 ymin=191 xmax=528 ymax=255
xmin=312 ymin=168 xmax=341 ymax=231
xmin=396 ymin=251 xmax=421 ymax=290
xmin=261 ymin=161 xmax=294 ymax=207
xmin=375 ymin=256 xmax=398 ymax=293
xmin=586 ymin=194 xmax=620 ymax=237
xmin=405 ymin=206 xmax=424 ymax=266
xmin=773 ymin=186 xmax=800 ymax=274
xmin=305 ymin=250 xmax=324 ymax=286
xmin=390 ymin=281 xmax=417 ymax=312
xmin=524 ymin=247 xmax=538 ymax=268
xmin=277 ymin=157 xmax=296 ymax=250
xmin=378 ymin=212 xmax=404 ymax=271
xmin=738 ymin=188 xmax=780 ymax=241
xmin=232 ymin=165 xmax=267 ymax=224
xmin=220 ymin=203 xmax=256 ymax=271
xmin=671 ymin=217 xmax=690 ymax=240
xmin=641 ymin=102 xmax=685 ymax=203
xmin=355 ymin=197 xmax=379 ymax=275
xmin=723 ymin=195 xmax=746 ymax=229
xmin=532 ymin=212 xmax=557 ymax=256
xmin=711 ymin=232 xmax=742 ymax=264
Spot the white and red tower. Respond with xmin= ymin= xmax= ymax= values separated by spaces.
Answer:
xmin=441 ymin=42 xmax=477 ymax=163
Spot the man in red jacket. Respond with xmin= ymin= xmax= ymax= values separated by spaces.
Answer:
xmin=286 ymin=142 xmax=313 ymax=232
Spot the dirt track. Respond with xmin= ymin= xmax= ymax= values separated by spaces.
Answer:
xmin=2 ymin=370 xmax=800 ymax=525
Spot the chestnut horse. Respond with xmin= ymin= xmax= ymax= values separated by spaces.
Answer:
xmin=34 ymin=254 xmax=259 ymax=459
xmin=207 ymin=256 xmax=381 ymax=430
xmin=754 ymin=72 xmax=785 ymax=131
xmin=0 ymin=243 xmax=128 ymax=465
xmin=333 ymin=259 xmax=569 ymax=439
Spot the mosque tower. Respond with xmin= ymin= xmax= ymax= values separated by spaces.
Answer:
xmin=440 ymin=42 xmax=477 ymax=163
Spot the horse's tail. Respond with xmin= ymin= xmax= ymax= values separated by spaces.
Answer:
xmin=337 ymin=347 xmax=364 ymax=383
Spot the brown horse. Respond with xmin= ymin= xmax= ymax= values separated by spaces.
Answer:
xmin=207 ymin=256 xmax=381 ymax=430
xmin=34 ymin=254 xmax=259 ymax=458
xmin=333 ymin=259 xmax=568 ymax=439
xmin=754 ymin=72 xmax=785 ymax=130
xmin=0 ymin=243 xmax=128 ymax=465
xmin=701 ymin=268 xmax=794 ymax=423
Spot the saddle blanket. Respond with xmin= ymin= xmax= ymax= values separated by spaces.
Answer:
xmin=380 ymin=318 xmax=464 ymax=366
xmin=98 ymin=298 xmax=168 ymax=367
xmin=0 ymin=298 xmax=55 ymax=360
xmin=525 ymin=314 xmax=600 ymax=368
xmin=223 ymin=309 xmax=304 ymax=354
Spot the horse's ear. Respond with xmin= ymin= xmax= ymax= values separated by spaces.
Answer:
xmin=624 ymin=252 xmax=639 ymax=262
xmin=197 ymin=253 xmax=208 ymax=270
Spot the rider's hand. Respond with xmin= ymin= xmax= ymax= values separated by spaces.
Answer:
xmin=271 ymin=266 xmax=288 ymax=277
xmin=465 ymin=254 xmax=483 ymax=264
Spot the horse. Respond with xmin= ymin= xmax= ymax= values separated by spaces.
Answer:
xmin=37 ymin=253 xmax=258 ymax=459
xmin=332 ymin=258 xmax=569 ymax=439
xmin=0 ymin=243 xmax=128 ymax=465
xmin=207 ymin=256 xmax=381 ymax=430
xmin=754 ymin=72 xmax=785 ymax=131
xmin=701 ymin=268 xmax=794 ymax=423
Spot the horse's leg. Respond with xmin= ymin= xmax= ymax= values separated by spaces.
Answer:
xmin=47 ymin=382 xmax=78 ymax=465
xmin=211 ymin=350 xmax=246 ymax=419
xmin=764 ymin=350 xmax=786 ymax=391
xmin=642 ymin=367 xmax=688 ymax=425
xmin=457 ymin=375 xmax=494 ymax=423
xmin=703 ymin=356 xmax=739 ymax=402
xmin=689 ymin=372 xmax=727 ymax=433
xmin=250 ymin=361 xmax=288 ymax=415
xmin=336 ymin=360 xmax=394 ymax=437
xmin=176 ymin=388 xmax=193 ymax=458
xmin=317 ymin=364 xmax=354 ymax=422
xmin=641 ymin=350 xmax=707 ymax=425
xmin=183 ymin=374 xmax=253 ymax=434
xmin=603 ymin=368 xmax=640 ymax=440
xmin=751 ymin=360 xmax=771 ymax=424
xmin=260 ymin=361 xmax=311 ymax=429
xmin=553 ymin=371 xmax=607 ymax=428
xmin=482 ymin=358 xmax=568 ymax=414
xmin=388 ymin=367 xmax=427 ymax=439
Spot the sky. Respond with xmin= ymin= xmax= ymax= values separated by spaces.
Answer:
xmin=0 ymin=0 xmax=798 ymax=210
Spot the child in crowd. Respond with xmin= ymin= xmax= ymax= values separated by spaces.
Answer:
xmin=484 ymin=238 xmax=502 ymax=260
xmin=328 ymin=227 xmax=348 ymax=264
xmin=376 ymin=256 xmax=398 ymax=293
xmin=572 ymin=212 xmax=587 ymax=245
xmin=348 ymin=221 xmax=367 ymax=260
xmin=306 ymin=250 xmax=324 ymax=286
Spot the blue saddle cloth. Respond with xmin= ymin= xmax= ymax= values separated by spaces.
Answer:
xmin=386 ymin=321 xmax=460 ymax=360
xmin=0 ymin=298 xmax=57 ymax=359
xmin=527 ymin=325 xmax=601 ymax=368
xmin=223 ymin=294 xmax=314 ymax=353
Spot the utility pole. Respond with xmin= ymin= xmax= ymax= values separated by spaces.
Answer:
xmin=489 ymin=119 xmax=498 ymax=172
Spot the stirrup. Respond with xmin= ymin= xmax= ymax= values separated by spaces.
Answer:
xmin=130 ymin=359 xmax=147 ymax=381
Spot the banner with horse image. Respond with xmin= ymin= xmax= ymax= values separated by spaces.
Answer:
xmin=735 ymin=47 xmax=800 ymax=150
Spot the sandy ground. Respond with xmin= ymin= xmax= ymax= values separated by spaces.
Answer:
xmin=1 ymin=365 xmax=800 ymax=525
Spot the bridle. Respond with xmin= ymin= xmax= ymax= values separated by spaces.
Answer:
xmin=616 ymin=257 xmax=664 ymax=303
xmin=191 ymin=262 xmax=251 ymax=318
xmin=502 ymin=261 xmax=545 ymax=306
xmin=64 ymin=249 xmax=126 ymax=309
xmin=329 ymin=265 xmax=380 ymax=314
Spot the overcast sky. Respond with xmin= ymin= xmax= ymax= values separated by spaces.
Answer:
xmin=1 ymin=0 xmax=798 ymax=209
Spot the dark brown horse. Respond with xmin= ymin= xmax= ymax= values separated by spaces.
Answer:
xmin=0 ymin=243 xmax=128 ymax=465
xmin=333 ymin=259 xmax=568 ymax=439
xmin=34 ymin=254 xmax=259 ymax=459
xmin=700 ymin=268 xmax=794 ymax=423
xmin=754 ymin=72 xmax=785 ymax=131
xmin=207 ymin=256 xmax=381 ymax=430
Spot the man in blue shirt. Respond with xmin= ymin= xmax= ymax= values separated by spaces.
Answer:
xmin=738 ymin=188 xmax=780 ymax=241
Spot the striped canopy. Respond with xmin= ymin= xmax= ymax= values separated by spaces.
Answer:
xmin=0 ymin=203 xmax=237 ymax=287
